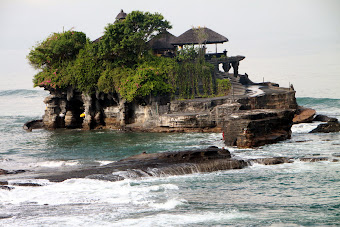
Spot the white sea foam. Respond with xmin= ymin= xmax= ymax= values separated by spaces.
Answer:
xmin=148 ymin=198 xmax=186 ymax=209
xmin=0 ymin=210 xmax=250 ymax=227
xmin=291 ymin=122 xmax=322 ymax=133
xmin=0 ymin=178 xmax=181 ymax=207
xmin=97 ymin=160 xmax=114 ymax=166
xmin=36 ymin=160 xmax=80 ymax=168
xmin=112 ymin=210 xmax=251 ymax=226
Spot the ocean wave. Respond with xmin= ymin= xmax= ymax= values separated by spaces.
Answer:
xmin=0 ymin=89 xmax=48 ymax=97
xmin=297 ymin=97 xmax=340 ymax=118
xmin=297 ymin=97 xmax=340 ymax=107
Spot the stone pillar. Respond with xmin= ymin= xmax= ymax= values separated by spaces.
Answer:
xmin=43 ymin=94 xmax=66 ymax=129
xmin=119 ymin=99 xmax=126 ymax=126
xmin=231 ymin=61 xmax=239 ymax=76
xmin=222 ymin=62 xmax=231 ymax=73
xmin=82 ymin=94 xmax=92 ymax=130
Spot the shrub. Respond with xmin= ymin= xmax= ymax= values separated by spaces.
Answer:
xmin=216 ymin=78 xmax=231 ymax=96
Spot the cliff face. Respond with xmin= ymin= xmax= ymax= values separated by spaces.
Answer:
xmin=42 ymin=87 xmax=171 ymax=130
xmin=222 ymin=109 xmax=295 ymax=147
xmin=40 ymin=83 xmax=297 ymax=148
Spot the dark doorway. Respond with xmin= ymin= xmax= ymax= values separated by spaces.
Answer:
xmin=125 ymin=103 xmax=135 ymax=124
xmin=67 ymin=98 xmax=84 ymax=128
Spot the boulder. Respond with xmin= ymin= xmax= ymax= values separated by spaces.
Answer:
xmin=293 ymin=107 xmax=316 ymax=124
xmin=23 ymin=119 xmax=44 ymax=131
xmin=310 ymin=120 xmax=340 ymax=133
xmin=222 ymin=109 xmax=295 ymax=148
xmin=313 ymin=114 xmax=337 ymax=122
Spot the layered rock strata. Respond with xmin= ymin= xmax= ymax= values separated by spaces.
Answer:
xmin=27 ymin=76 xmax=298 ymax=148
xmin=222 ymin=109 xmax=295 ymax=147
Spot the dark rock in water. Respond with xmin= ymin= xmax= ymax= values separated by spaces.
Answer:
xmin=299 ymin=157 xmax=329 ymax=162
xmin=0 ymin=185 xmax=14 ymax=190
xmin=293 ymin=106 xmax=316 ymax=124
xmin=0 ymin=169 xmax=25 ymax=175
xmin=0 ymin=169 xmax=8 ymax=175
xmin=11 ymin=182 xmax=42 ymax=187
xmin=314 ymin=115 xmax=338 ymax=122
xmin=309 ymin=121 xmax=340 ymax=133
xmin=122 ymin=146 xmax=231 ymax=162
xmin=222 ymin=109 xmax=295 ymax=148
xmin=0 ymin=214 xmax=13 ymax=219
xmin=23 ymin=119 xmax=44 ymax=131
xmin=251 ymin=157 xmax=292 ymax=165
xmin=15 ymin=147 xmax=246 ymax=182
xmin=8 ymin=170 xmax=26 ymax=174
xmin=1 ymin=146 xmax=337 ymax=184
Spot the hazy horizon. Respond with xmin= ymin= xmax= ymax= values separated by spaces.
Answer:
xmin=1 ymin=0 xmax=339 ymax=98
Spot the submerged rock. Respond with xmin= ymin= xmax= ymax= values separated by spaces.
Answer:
xmin=309 ymin=120 xmax=340 ymax=133
xmin=0 ymin=169 xmax=26 ymax=175
xmin=314 ymin=114 xmax=338 ymax=122
xmin=250 ymin=157 xmax=292 ymax=165
xmin=0 ymin=185 xmax=14 ymax=190
xmin=23 ymin=119 xmax=44 ymax=131
xmin=0 ymin=147 xmax=337 ymax=184
xmin=299 ymin=157 xmax=329 ymax=162
xmin=0 ymin=147 xmax=247 ymax=183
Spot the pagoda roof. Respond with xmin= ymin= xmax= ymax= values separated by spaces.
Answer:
xmin=148 ymin=31 xmax=177 ymax=50
xmin=171 ymin=27 xmax=228 ymax=45
xmin=116 ymin=9 xmax=127 ymax=20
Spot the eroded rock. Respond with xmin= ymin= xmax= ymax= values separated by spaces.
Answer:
xmin=293 ymin=107 xmax=316 ymax=124
xmin=222 ymin=109 xmax=295 ymax=148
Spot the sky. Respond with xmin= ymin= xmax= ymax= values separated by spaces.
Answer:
xmin=0 ymin=0 xmax=339 ymax=98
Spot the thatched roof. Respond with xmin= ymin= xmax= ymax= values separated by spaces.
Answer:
xmin=171 ymin=27 xmax=228 ymax=45
xmin=148 ymin=31 xmax=177 ymax=50
xmin=116 ymin=9 xmax=127 ymax=20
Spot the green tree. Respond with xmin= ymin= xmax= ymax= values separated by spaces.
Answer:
xmin=97 ymin=11 xmax=172 ymax=67
xmin=28 ymin=30 xmax=87 ymax=89
xmin=27 ymin=30 xmax=87 ymax=69
xmin=67 ymin=41 xmax=102 ymax=93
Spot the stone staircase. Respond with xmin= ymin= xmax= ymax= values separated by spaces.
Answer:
xmin=215 ymin=72 xmax=246 ymax=96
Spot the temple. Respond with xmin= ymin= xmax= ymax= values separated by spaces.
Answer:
xmin=26 ymin=10 xmax=298 ymax=149
xmin=148 ymin=26 xmax=245 ymax=78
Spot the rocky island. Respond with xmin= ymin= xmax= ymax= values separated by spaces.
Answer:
xmin=24 ymin=10 xmax=305 ymax=149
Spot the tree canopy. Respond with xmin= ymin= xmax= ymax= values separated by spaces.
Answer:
xmin=97 ymin=11 xmax=171 ymax=66
xmin=27 ymin=10 xmax=225 ymax=101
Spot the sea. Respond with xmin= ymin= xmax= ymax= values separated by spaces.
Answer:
xmin=0 ymin=88 xmax=339 ymax=226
